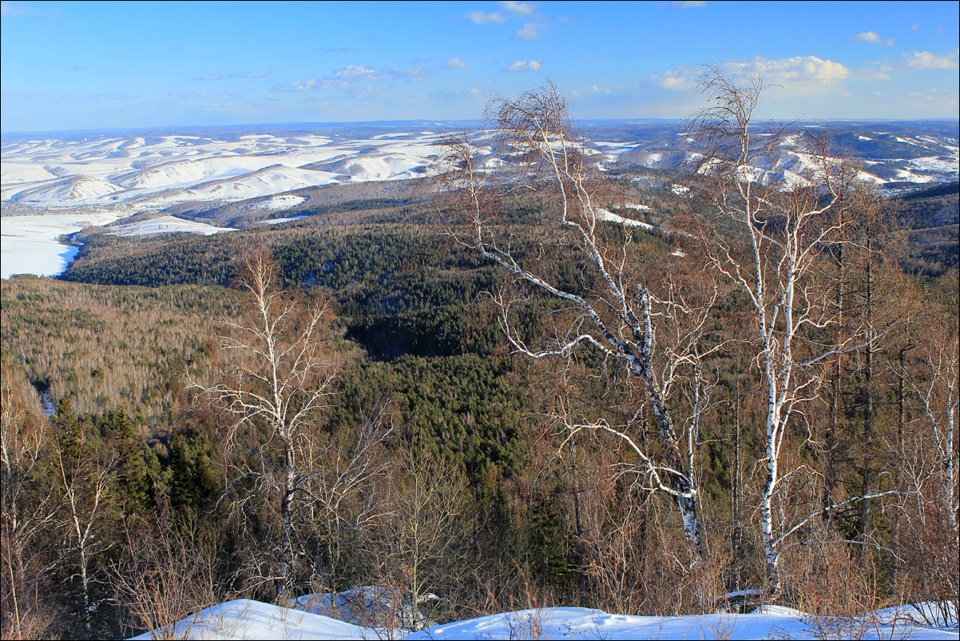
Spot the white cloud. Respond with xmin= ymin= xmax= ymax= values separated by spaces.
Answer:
xmin=853 ymin=31 xmax=895 ymax=46
xmin=467 ymin=10 xmax=506 ymax=24
xmin=903 ymin=87 xmax=960 ymax=112
xmin=504 ymin=60 xmax=542 ymax=72
xmin=514 ymin=22 xmax=540 ymax=39
xmin=654 ymin=56 xmax=850 ymax=99
xmin=283 ymin=78 xmax=319 ymax=92
xmin=330 ymin=65 xmax=379 ymax=81
xmin=570 ymin=85 xmax=613 ymax=98
xmin=727 ymin=55 xmax=850 ymax=82
xmin=861 ymin=61 xmax=894 ymax=81
xmin=672 ymin=1 xmax=706 ymax=7
xmin=658 ymin=68 xmax=697 ymax=91
xmin=284 ymin=64 xmax=431 ymax=92
xmin=444 ymin=57 xmax=469 ymax=69
xmin=903 ymin=48 xmax=960 ymax=70
xmin=500 ymin=0 xmax=535 ymax=14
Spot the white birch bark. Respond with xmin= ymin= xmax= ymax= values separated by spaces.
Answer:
xmin=438 ymin=84 xmax=718 ymax=559
xmin=690 ymin=68 xmax=872 ymax=595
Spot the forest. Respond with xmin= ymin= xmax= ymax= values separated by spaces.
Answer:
xmin=1 ymin=75 xmax=958 ymax=639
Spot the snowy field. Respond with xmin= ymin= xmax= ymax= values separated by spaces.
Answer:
xmin=130 ymin=598 xmax=959 ymax=640
xmin=0 ymin=211 xmax=127 ymax=278
xmin=107 ymin=215 xmax=235 ymax=237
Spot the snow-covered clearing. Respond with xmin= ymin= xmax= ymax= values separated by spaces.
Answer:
xmin=596 ymin=208 xmax=655 ymax=230
xmin=0 ymin=130 xmax=456 ymax=278
xmin=257 ymin=215 xmax=307 ymax=226
xmin=252 ymin=194 xmax=307 ymax=212
xmin=108 ymin=215 xmax=235 ymax=237
xmin=909 ymin=155 xmax=959 ymax=174
xmin=131 ymin=599 xmax=959 ymax=640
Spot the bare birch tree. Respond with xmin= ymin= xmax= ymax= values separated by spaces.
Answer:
xmin=437 ymin=82 xmax=719 ymax=560
xmin=192 ymin=248 xmax=339 ymax=599
xmin=688 ymin=68 xmax=896 ymax=595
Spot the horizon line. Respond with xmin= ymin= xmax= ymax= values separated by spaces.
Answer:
xmin=4 ymin=117 xmax=959 ymax=138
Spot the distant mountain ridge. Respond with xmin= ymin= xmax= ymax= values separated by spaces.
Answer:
xmin=3 ymin=120 xmax=957 ymax=221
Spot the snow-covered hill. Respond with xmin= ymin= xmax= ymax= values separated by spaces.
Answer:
xmin=2 ymin=121 xmax=956 ymax=279
xmin=4 ymin=122 xmax=956 ymax=215
xmin=2 ymin=130 xmax=450 ymax=212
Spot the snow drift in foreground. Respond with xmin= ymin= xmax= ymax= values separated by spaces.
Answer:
xmin=128 ymin=599 xmax=376 ymax=640
xmin=131 ymin=599 xmax=958 ymax=640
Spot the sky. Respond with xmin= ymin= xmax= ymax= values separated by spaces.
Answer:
xmin=1 ymin=1 xmax=958 ymax=133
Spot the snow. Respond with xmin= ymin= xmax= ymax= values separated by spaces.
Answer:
xmin=127 ymin=599 xmax=379 ymax=640
xmin=257 ymin=215 xmax=307 ymax=226
xmin=4 ymin=125 xmax=957 ymax=280
xmin=1 ymin=132 xmax=443 ymax=212
xmin=591 ymin=141 xmax=637 ymax=152
xmin=107 ymin=215 xmax=235 ymax=237
xmin=251 ymin=195 xmax=307 ymax=212
xmin=856 ymin=170 xmax=887 ymax=184
xmin=909 ymin=156 xmax=959 ymax=174
xmin=1 ymin=211 xmax=127 ymax=278
xmin=134 ymin=601 xmax=960 ymax=640
xmin=896 ymin=168 xmax=936 ymax=183
xmin=6 ymin=126 xmax=955 ymax=216
xmin=294 ymin=586 xmax=434 ymax=632
xmin=896 ymin=136 xmax=921 ymax=146
xmin=596 ymin=208 xmax=655 ymax=230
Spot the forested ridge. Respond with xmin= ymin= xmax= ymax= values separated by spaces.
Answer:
xmin=2 ymin=81 xmax=958 ymax=640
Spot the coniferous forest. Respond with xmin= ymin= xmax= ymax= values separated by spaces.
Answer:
xmin=1 ymin=77 xmax=958 ymax=639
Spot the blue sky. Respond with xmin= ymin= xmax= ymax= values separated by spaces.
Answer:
xmin=1 ymin=1 xmax=958 ymax=132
